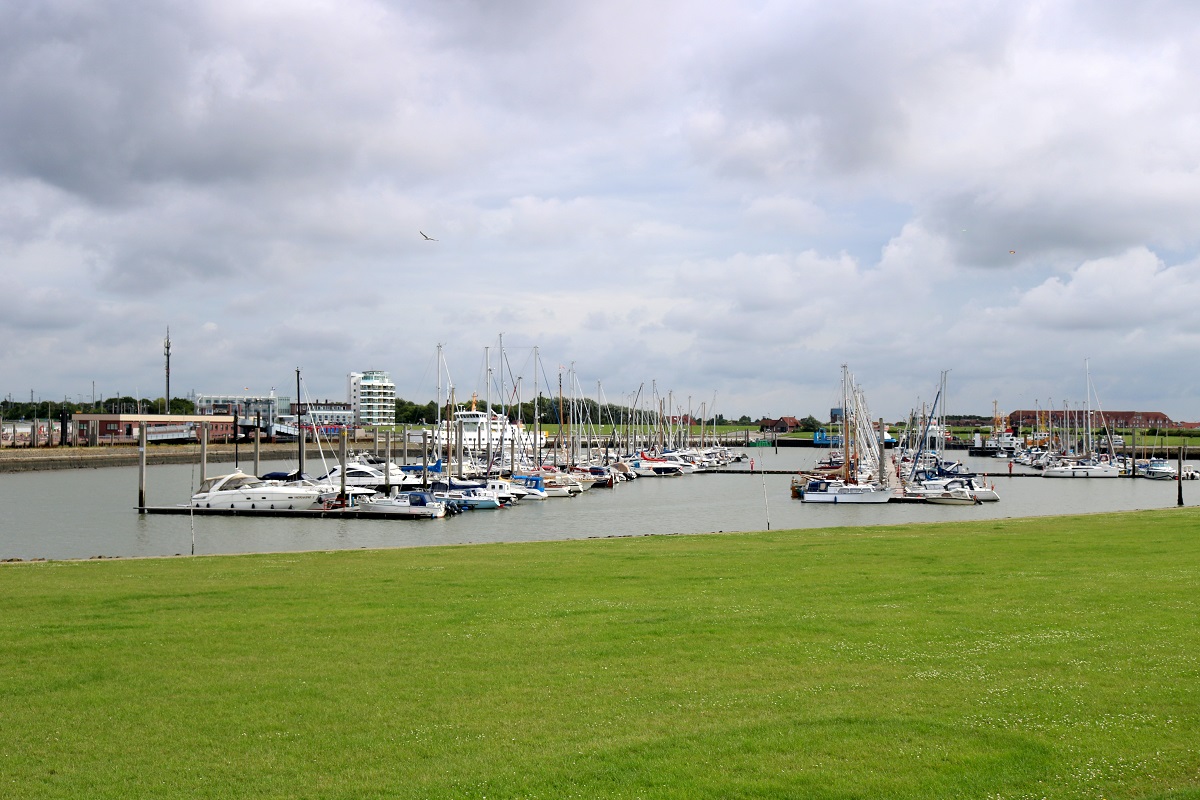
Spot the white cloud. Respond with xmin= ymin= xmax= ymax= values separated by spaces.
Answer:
xmin=3 ymin=0 xmax=1200 ymax=420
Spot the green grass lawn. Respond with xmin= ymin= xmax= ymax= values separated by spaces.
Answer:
xmin=3 ymin=509 xmax=1200 ymax=798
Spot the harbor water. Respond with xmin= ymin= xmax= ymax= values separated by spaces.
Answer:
xmin=0 ymin=448 xmax=1190 ymax=561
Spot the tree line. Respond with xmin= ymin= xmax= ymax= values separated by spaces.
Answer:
xmin=1 ymin=397 xmax=195 ymax=419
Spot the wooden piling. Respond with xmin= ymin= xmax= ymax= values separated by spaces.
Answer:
xmin=137 ymin=423 xmax=147 ymax=512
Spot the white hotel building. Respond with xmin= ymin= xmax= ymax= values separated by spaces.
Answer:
xmin=348 ymin=371 xmax=396 ymax=427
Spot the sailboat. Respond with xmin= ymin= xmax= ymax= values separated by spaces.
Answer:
xmin=798 ymin=366 xmax=892 ymax=504
xmin=1042 ymin=361 xmax=1119 ymax=478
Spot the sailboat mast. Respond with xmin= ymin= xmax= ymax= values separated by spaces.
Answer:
xmin=435 ymin=343 xmax=442 ymax=462
xmin=533 ymin=346 xmax=540 ymax=467
xmin=295 ymin=367 xmax=304 ymax=476
xmin=485 ymin=345 xmax=493 ymax=476
xmin=842 ymin=365 xmax=851 ymax=484
xmin=557 ymin=371 xmax=564 ymax=467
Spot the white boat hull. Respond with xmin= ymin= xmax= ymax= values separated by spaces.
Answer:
xmin=359 ymin=495 xmax=446 ymax=518
xmin=1043 ymin=463 xmax=1120 ymax=478
xmin=799 ymin=479 xmax=892 ymax=504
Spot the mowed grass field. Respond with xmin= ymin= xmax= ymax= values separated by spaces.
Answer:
xmin=3 ymin=509 xmax=1199 ymax=799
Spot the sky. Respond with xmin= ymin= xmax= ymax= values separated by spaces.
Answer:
xmin=3 ymin=0 xmax=1200 ymax=423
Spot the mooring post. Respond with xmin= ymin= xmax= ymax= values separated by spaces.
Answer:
xmin=137 ymin=422 xmax=147 ymax=512
xmin=253 ymin=426 xmax=261 ymax=477
xmin=879 ymin=417 xmax=886 ymax=487
xmin=457 ymin=419 xmax=465 ymax=479
xmin=339 ymin=429 xmax=348 ymax=503
xmin=1179 ymin=446 xmax=1185 ymax=507
xmin=385 ymin=430 xmax=393 ymax=494
xmin=297 ymin=419 xmax=305 ymax=478
xmin=422 ymin=430 xmax=429 ymax=489
xmin=200 ymin=422 xmax=209 ymax=483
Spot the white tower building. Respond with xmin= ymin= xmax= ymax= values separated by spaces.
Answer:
xmin=348 ymin=371 xmax=396 ymax=426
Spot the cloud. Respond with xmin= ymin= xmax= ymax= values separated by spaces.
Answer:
xmin=1013 ymin=248 xmax=1200 ymax=331
xmin=3 ymin=1 xmax=1200 ymax=421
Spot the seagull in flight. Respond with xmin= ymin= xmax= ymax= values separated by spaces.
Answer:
xmin=420 ymin=231 xmax=438 ymax=241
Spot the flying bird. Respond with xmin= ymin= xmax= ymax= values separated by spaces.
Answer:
xmin=1009 ymin=250 xmax=1016 ymax=254
xmin=420 ymin=231 xmax=438 ymax=241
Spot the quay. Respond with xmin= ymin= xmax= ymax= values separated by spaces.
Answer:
xmin=139 ymin=505 xmax=436 ymax=519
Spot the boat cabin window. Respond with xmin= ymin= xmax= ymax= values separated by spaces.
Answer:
xmin=223 ymin=475 xmax=262 ymax=490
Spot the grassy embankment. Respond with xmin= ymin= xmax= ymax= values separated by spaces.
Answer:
xmin=3 ymin=510 xmax=1199 ymax=798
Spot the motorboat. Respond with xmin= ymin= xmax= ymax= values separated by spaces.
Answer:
xmin=907 ymin=477 xmax=999 ymax=502
xmin=509 ymin=474 xmax=551 ymax=499
xmin=347 ymin=452 xmax=424 ymax=487
xmin=485 ymin=478 xmax=526 ymax=503
xmin=318 ymin=461 xmax=421 ymax=493
xmin=358 ymin=491 xmax=446 ymax=518
xmin=432 ymin=485 xmax=504 ymax=509
xmin=656 ymin=452 xmax=700 ymax=473
xmin=1141 ymin=459 xmax=1178 ymax=480
xmin=609 ymin=461 xmax=637 ymax=480
xmin=923 ymin=487 xmax=980 ymax=505
xmin=190 ymin=470 xmax=324 ymax=510
xmin=541 ymin=472 xmax=584 ymax=496
xmin=1042 ymin=458 xmax=1120 ymax=478
xmin=579 ymin=465 xmax=619 ymax=488
xmin=627 ymin=454 xmax=684 ymax=477
xmin=796 ymin=478 xmax=892 ymax=504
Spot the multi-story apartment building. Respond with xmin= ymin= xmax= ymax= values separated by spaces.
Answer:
xmin=347 ymin=371 xmax=396 ymax=426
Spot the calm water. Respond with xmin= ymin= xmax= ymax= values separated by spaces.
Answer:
xmin=0 ymin=448 xmax=1190 ymax=560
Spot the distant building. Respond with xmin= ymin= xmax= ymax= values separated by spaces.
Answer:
xmin=195 ymin=392 xmax=291 ymax=423
xmin=758 ymin=416 xmax=801 ymax=433
xmin=348 ymin=371 xmax=396 ymax=427
xmin=72 ymin=413 xmax=235 ymax=445
xmin=1007 ymin=409 xmax=1175 ymax=430
xmin=289 ymin=400 xmax=354 ymax=430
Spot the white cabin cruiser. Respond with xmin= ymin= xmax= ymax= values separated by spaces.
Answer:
xmin=190 ymin=470 xmax=324 ymax=510
xmin=1141 ymin=459 xmax=1178 ymax=480
xmin=1042 ymin=458 xmax=1120 ymax=478
xmin=319 ymin=462 xmax=421 ymax=492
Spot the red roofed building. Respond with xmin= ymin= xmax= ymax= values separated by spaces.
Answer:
xmin=1007 ymin=410 xmax=1175 ymax=430
xmin=758 ymin=416 xmax=802 ymax=433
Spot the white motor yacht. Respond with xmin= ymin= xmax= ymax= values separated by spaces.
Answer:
xmin=190 ymin=470 xmax=324 ymax=510
xmin=1042 ymin=459 xmax=1120 ymax=478
xmin=1141 ymin=459 xmax=1178 ymax=480
xmin=319 ymin=462 xmax=421 ymax=493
